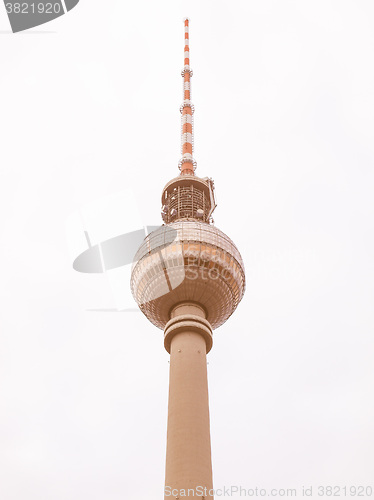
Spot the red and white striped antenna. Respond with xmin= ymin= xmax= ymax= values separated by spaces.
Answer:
xmin=179 ymin=18 xmax=196 ymax=176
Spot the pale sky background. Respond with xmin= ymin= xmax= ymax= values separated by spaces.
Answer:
xmin=0 ymin=1 xmax=373 ymax=499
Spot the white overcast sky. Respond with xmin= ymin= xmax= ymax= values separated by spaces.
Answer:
xmin=0 ymin=1 xmax=373 ymax=499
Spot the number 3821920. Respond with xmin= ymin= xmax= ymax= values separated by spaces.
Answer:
xmin=5 ymin=3 xmax=62 ymax=14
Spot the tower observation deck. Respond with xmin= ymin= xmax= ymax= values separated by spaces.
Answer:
xmin=130 ymin=19 xmax=246 ymax=499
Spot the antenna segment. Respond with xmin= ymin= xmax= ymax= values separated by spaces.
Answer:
xmin=179 ymin=18 xmax=196 ymax=176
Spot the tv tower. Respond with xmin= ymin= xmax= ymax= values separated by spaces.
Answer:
xmin=131 ymin=19 xmax=245 ymax=498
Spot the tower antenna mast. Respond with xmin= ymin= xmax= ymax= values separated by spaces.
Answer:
xmin=179 ymin=18 xmax=196 ymax=175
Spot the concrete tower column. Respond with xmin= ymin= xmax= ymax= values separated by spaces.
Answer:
xmin=164 ymin=303 xmax=214 ymax=500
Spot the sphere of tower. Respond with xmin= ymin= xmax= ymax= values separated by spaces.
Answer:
xmin=130 ymin=221 xmax=245 ymax=330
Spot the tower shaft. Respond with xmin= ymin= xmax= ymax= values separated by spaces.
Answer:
xmin=164 ymin=303 xmax=214 ymax=499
